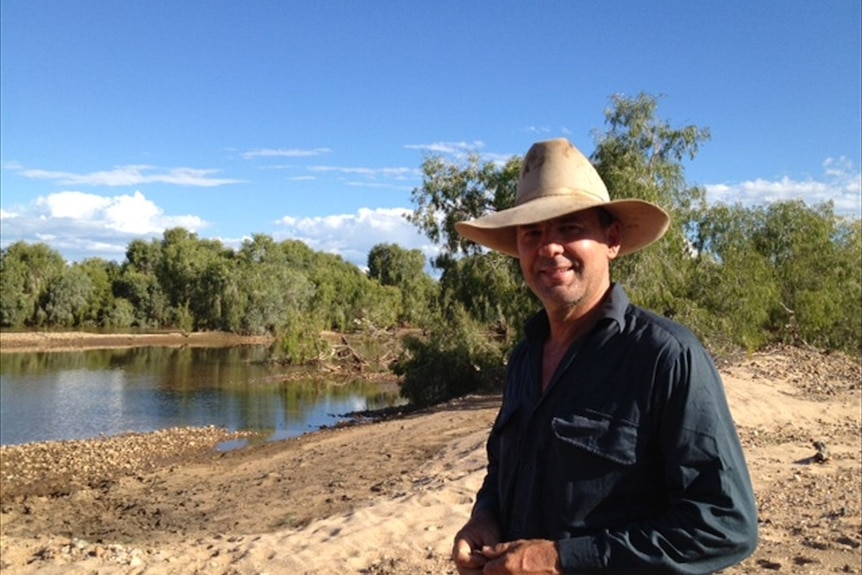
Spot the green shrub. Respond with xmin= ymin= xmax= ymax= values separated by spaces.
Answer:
xmin=393 ymin=306 xmax=507 ymax=406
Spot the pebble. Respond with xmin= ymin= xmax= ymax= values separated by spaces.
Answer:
xmin=0 ymin=426 xmax=258 ymax=498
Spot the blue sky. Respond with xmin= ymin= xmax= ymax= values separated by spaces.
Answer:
xmin=2 ymin=1 xmax=860 ymax=270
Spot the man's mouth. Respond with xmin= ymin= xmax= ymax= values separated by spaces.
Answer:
xmin=540 ymin=266 xmax=572 ymax=281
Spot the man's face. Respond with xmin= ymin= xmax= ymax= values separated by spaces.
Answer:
xmin=516 ymin=209 xmax=621 ymax=316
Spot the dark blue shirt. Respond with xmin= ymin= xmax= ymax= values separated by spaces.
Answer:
xmin=473 ymin=284 xmax=758 ymax=574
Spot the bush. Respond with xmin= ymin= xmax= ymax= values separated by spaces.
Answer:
xmin=276 ymin=315 xmax=330 ymax=365
xmin=393 ymin=306 xmax=507 ymax=406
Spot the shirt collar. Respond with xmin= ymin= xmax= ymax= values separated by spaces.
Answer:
xmin=524 ymin=283 xmax=630 ymax=343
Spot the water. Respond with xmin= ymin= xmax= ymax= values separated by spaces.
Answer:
xmin=0 ymin=345 xmax=405 ymax=446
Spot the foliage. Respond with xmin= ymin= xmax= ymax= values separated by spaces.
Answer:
xmin=277 ymin=314 xmax=330 ymax=365
xmin=367 ymin=243 xmax=439 ymax=326
xmin=685 ymin=203 xmax=778 ymax=353
xmin=0 ymin=242 xmax=68 ymax=327
xmin=41 ymin=266 xmax=94 ymax=326
xmin=751 ymin=201 xmax=861 ymax=351
xmin=438 ymin=251 xmax=536 ymax=343
xmin=393 ymin=306 xmax=508 ymax=406
xmin=0 ymin=233 xmax=431 ymax=341
xmin=406 ymin=153 xmax=522 ymax=266
xmin=591 ymin=92 xmax=710 ymax=315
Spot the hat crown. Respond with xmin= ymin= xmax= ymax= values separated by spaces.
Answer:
xmin=516 ymin=138 xmax=610 ymax=206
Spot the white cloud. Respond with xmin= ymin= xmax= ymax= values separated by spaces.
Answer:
xmin=404 ymin=141 xmax=485 ymax=154
xmin=13 ymin=165 xmax=244 ymax=187
xmin=705 ymin=157 xmax=862 ymax=218
xmin=307 ymin=165 xmax=417 ymax=180
xmin=241 ymin=147 xmax=332 ymax=159
xmin=0 ymin=190 xmax=207 ymax=261
xmin=275 ymin=207 xmax=440 ymax=271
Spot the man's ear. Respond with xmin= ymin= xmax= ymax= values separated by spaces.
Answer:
xmin=606 ymin=221 xmax=622 ymax=260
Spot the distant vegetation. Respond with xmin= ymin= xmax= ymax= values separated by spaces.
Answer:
xmin=3 ymin=93 xmax=860 ymax=405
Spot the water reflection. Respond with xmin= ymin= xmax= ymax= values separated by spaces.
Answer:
xmin=0 ymin=346 xmax=404 ymax=446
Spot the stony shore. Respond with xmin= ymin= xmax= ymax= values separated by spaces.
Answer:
xmin=0 ymin=426 xmax=260 ymax=499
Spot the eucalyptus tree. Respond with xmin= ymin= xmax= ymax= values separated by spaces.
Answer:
xmin=407 ymin=154 xmax=522 ymax=266
xmin=0 ymin=242 xmax=67 ymax=327
xmin=116 ymin=238 xmax=168 ymax=326
xmin=591 ymin=92 xmax=711 ymax=314
xmin=367 ymin=243 xmax=438 ymax=326
xmin=74 ymin=257 xmax=121 ymax=326
xmin=752 ymin=200 xmax=861 ymax=352
xmin=406 ymin=154 xmax=527 ymax=330
xmin=437 ymin=251 xmax=535 ymax=341
xmin=236 ymin=234 xmax=315 ymax=335
xmin=688 ymin=203 xmax=779 ymax=351
xmin=155 ymin=228 xmax=232 ymax=330
xmin=41 ymin=265 xmax=94 ymax=326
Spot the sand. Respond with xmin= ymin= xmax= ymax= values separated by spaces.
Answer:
xmin=1 ymin=335 xmax=860 ymax=574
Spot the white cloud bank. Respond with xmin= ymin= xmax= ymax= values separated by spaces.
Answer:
xmin=0 ymin=190 xmax=206 ymax=261
xmin=0 ymin=191 xmax=439 ymax=271
xmin=705 ymin=157 xmax=861 ymax=217
xmin=276 ymin=207 xmax=440 ymax=271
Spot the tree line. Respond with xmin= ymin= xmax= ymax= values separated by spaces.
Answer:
xmin=0 ymin=233 xmax=437 ymax=362
xmin=2 ymin=93 xmax=859 ymax=405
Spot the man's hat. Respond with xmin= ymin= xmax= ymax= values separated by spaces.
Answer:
xmin=454 ymin=138 xmax=670 ymax=257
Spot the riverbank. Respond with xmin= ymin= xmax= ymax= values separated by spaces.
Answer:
xmin=0 ymin=331 xmax=273 ymax=354
xmin=1 ymin=343 xmax=860 ymax=574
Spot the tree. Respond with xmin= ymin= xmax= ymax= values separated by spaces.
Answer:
xmin=752 ymin=201 xmax=860 ymax=351
xmin=688 ymin=203 xmax=779 ymax=351
xmin=367 ymin=243 xmax=438 ymax=326
xmin=236 ymin=235 xmax=316 ymax=335
xmin=156 ymin=228 xmax=231 ymax=330
xmin=438 ymin=251 xmax=535 ymax=341
xmin=591 ymin=92 xmax=711 ymax=314
xmin=41 ymin=266 xmax=94 ymax=326
xmin=75 ymin=258 xmax=121 ymax=327
xmin=406 ymin=154 xmax=521 ymax=266
xmin=0 ymin=242 xmax=67 ymax=327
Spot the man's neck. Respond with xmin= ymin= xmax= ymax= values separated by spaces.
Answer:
xmin=545 ymin=285 xmax=612 ymax=348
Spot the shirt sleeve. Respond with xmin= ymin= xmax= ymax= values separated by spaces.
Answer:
xmin=557 ymin=344 xmax=759 ymax=574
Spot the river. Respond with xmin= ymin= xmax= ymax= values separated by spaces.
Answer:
xmin=0 ymin=344 xmax=404 ymax=446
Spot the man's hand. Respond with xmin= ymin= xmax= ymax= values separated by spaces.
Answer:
xmin=452 ymin=509 xmax=501 ymax=574
xmin=479 ymin=539 xmax=562 ymax=575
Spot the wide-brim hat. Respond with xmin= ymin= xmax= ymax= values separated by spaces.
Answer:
xmin=454 ymin=138 xmax=670 ymax=257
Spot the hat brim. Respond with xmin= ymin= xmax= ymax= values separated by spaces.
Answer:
xmin=454 ymin=194 xmax=670 ymax=258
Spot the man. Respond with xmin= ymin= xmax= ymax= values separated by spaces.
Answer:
xmin=451 ymin=139 xmax=758 ymax=574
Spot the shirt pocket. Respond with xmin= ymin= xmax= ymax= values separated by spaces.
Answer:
xmin=550 ymin=411 xmax=638 ymax=465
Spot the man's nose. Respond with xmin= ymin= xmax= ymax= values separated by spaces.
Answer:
xmin=537 ymin=232 xmax=564 ymax=257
